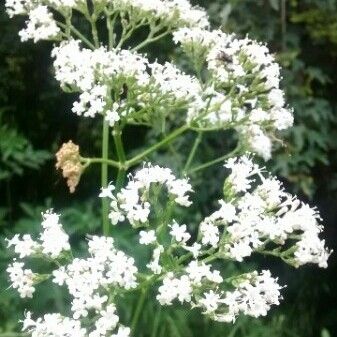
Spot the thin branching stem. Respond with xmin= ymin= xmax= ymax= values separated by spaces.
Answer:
xmin=183 ymin=132 xmax=203 ymax=173
xmin=57 ymin=21 xmax=95 ymax=49
xmin=101 ymin=120 xmax=110 ymax=236
xmin=113 ymin=127 xmax=127 ymax=191
xmin=131 ymin=288 xmax=147 ymax=334
xmin=132 ymin=29 xmax=172 ymax=51
xmin=187 ymin=144 xmax=243 ymax=175
xmin=126 ymin=125 xmax=189 ymax=168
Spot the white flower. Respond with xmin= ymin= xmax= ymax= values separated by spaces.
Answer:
xmin=150 ymin=61 xmax=202 ymax=105
xmin=5 ymin=0 xmax=30 ymax=18
xmin=112 ymin=326 xmax=131 ymax=337
xmin=147 ymin=245 xmax=164 ymax=274
xmin=7 ymin=261 xmax=36 ymax=298
xmin=211 ymin=271 xmax=282 ymax=322
xmin=51 ymin=40 xmax=95 ymax=92
xmin=99 ymin=183 xmax=116 ymax=199
xmin=173 ymin=28 xmax=222 ymax=49
xmin=72 ymin=85 xmax=108 ymax=118
xmin=213 ymin=200 xmax=237 ymax=223
xmin=268 ymin=89 xmax=285 ymax=108
xmin=52 ymin=267 xmax=68 ymax=286
xmin=87 ymin=236 xmax=115 ymax=260
xmin=22 ymin=312 xmax=87 ymax=337
xmin=225 ymin=155 xmax=261 ymax=193
xmin=226 ymin=240 xmax=253 ymax=262
xmin=50 ymin=236 xmax=137 ymax=319
xmin=89 ymin=304 xmax=119 ymax=337
xmin=114 ymin=0 xmax=209 ymax=28
xmin=200 ymin=222 xmax=219 ymax=247
xmin=295 ymin=233 xmax=331 ymax=268
xmin=139 ymin=230 xmax=157 ymax=245
xmin=199 ymin=290 xmax=222 ymax=314
xmin=106 ymin=164 xmax=193 ymax=226
xmin=157 ymin=273 xmax=193 ymax=305
xmin=182 ymin=242 xmax=202 ymax=258
xmin=48 ymin=0 xmax=79 ymax=9
xmin=40 ymin=210 xmax=70 ymax=259
xmin=169 ymin=221 xmax=191 ymax=244
xmin=242 ymin=125 xmax=272 ymax=161
xmin=19 ymin=6 xmax=60 ymax=43
xmin=271 ymin=107 xmax=294 ymax=130
xmin=186 ymin=260 xmax=222 ymax=285
xmin=105 ymin=103 xmax=121 ymax=126
xmin=6 ymin=234 xmax=40 ymax=258
xmin=167 ymin=178 xmax=193 ymax=207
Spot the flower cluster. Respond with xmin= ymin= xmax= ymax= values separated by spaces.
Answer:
xmin=19 ymin=5 xmax=60 ymax=42
xmin=7 ymin=215 xmax=135 ymax=337
xmin=157 ymin=260 xmax=223 ymax=306
xmin=22 ymin=307 xmax=131 ymax=337
xmin=52 ymin=40 xmax=202 ymax=126
xmin=199 ymin=270 xmax=282 ymax=322
xmin=6 ymin=0 xmax=296 ymax=161
xmin=6 ymin=156 xmax=332 ymax=331
xmin=52 ymin=235 xmax=137 ymax=318
xmin=198 ymin=155 xmax=332 ymax=266
xmin=113 ymin=0 xmax=209 ymax=29
xmin=6 ymin=261 xmax=36 ymax=299
xmin=6 ymin=210 xmax=70 ymax=297
xmin=8 ymin=210 xmax=70 ymax=259
xmin=99 ymin=163 xmax=193 ymax=226
xmin=22 ymin=312 xmax=87 ymax=337
xmin=157 ymin=262 xmax=281 ymax=323
xmin=5 ymin=0 xmax=61 ymax=42
xmin=174 ymin=28 xmax=294 ymax=160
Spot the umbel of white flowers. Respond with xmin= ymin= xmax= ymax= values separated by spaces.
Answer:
xmin=6 ymin=0 xmax=293 ymax=160
xmin=4 ymin=0 xmax=331 ymax=336
xmin=7 ymin=157 xmax=331 ymax=335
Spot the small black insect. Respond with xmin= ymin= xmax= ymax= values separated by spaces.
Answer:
xmin=217 ymin=51 xmax=233 ymax=63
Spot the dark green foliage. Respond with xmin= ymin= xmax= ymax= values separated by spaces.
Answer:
xmin=0 ymin=110 xmax=51 ymax=181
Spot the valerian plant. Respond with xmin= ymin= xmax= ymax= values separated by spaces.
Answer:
xmin=4 ymin=0 xmax=332 ymax=336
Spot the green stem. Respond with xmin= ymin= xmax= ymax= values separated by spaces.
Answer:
xmin=106 ymin=11 xmax=116 ymax=49
xmin=132 ymin=29 xmax=172 ymax=51
xmin=117 ymin=18 xmax=148 ymax=48
xmin=150 ymin=306 xmax=162 ymax=337
xmin=81 ymin=157 xmax=120 ymax=169
xmin=257 ymin=250 xmax=280 ymax=258
xmin=202 ymin=254 xmax=218 ymax=264
xmin=183 ymin=132 xmax=203 ymax=173
xmin=102 ymin=120 xmax=110 ymax=236
xmin=57 ymin=22 xmax=95 ymax=49
xmin=126 ymin=125 xmax=189 ymax=168
xmin=187 ymin=145 xmax=242 ymax=175
xmin=65 ymin=12 xmax=72 ymax=38
xmin=116 ymin=169 xmax=126 ymax=191
xmin=90 ymin=16 xmax=100 ymax=47
xmin=113 ymin=128 xmax=127 ymax=191
xmin=131 ymin=288 xmax=147 ymax=334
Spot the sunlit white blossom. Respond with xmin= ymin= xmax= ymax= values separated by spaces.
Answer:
xmin=19 ymin=6 xmax=60 ymax=43
xmin=7 ymin=261 xmax=36 ymax=298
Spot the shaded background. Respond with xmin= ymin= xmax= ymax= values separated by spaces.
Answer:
xmin=0 ymin=0 xmax=336 ymax=336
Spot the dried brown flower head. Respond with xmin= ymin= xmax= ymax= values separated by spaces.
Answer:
xmin=55 ymin=140 xmax=83 ymax=193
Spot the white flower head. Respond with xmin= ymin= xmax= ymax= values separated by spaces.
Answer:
xmin=139 ymin=230 xmax=157 ymax=245
xmin=169 ymin=221 xmax=191 ymax=244
xmin=19 ymin=6 xmax=60 ymax=43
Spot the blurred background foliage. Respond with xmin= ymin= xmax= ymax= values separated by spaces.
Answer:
xmin=0 ymin=0 xmax=336 ymax=336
